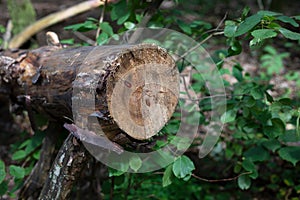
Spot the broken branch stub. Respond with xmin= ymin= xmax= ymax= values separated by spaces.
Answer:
xmin=0 ymin=43 xmax=179 ymax=141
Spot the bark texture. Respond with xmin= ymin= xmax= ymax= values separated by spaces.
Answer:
xmin=0 ymin=43 xmax=179 ymax=142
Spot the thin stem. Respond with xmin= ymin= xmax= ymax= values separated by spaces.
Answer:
xmin=175 ymin=31 xmax=224 ymax=62
xmin=95 ymin=0 xmax=107 ymax=45
xmin=192 ymin=171 xmax=252 ymax=182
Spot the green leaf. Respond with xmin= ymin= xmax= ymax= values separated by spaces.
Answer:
xmin=124 ymin=22 xmax=135 ymax=30
xmin=242 ymin=159 xmax=258 ymax=179
xmin=241 ymin=6 xmax=250 ymax=19
xmin=235 ymin=14 xmax=262 ymax=37
xmin=117 ymin=13 xmax=130 ymax=25
xmin=238 ymin=174 xmax=251 ymax=190
xmin=262 ymin=139 xmax=281 ymax=152
xmin=224 ymin=20 xmax=237 ymax=37
xmin=244 ymin=146 xmax=270 ymax=162
xmin=250 ymin=29 xmax=277 ymax=46
xmin=250 ymin=87 xmax=264 ymax=100
xmin=129 ymin=155 xmax=142 ymax=172
xmin=97 ymin=32 xmax=109 ymax=45
xmin=0 ymin=181 xmax=8 ymax=195
xmin=257 ymin=10 xmax=282 ymax=16
xmin=162 ymin=165 xmax=173 ymax=187
xmin=64 ymin=21 xmax=97 ymax=32
xmin=100 ymin=22 xmax=113 ymax=36
xmin=221 ymin=109 xmax=236 ymax=123
xmin=111 ymin=0 xmax=128 ymax=21
xmin=24 ymin=130 xmax=45 ymax=155
xmin=0 ymin=160 xmax=5 ymax=184
xmin=172 ymin=155 xmax=195 ymax=180
xmin=232 ymin=64 xmax=243 ymax=81
xmin=60 ymin=38 xmax=74 ymax=45
xmin=294 ymin=15 xmax=300 ymax=20
xmin=277 ymin=15 xmax=299 ymax=27
xmin=243 ymin=96 xmax=256 ymax=107
xmin=227 ymin=39 xmax=242 ymax=56
xmin=265 ymin=91 xmax=274 ymax=103
xmin=12 ymin=150 xmax=26 ymax=161
xmin=278 ymin=146 xmax=300 ymax=166
xmin=109 ymin=168 xmax=126 ymax=177
xmin=263 ymin=118 xmax=285 ymax=138
xmin=177 ymin=20 xmax=192 ymax=34
xmin=278 ymin=27 xmax=300 ymax=41
xmin=9 ymin=165 xmax=25 ymax=179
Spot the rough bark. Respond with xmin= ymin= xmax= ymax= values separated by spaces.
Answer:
xmin=38 ymin=134 xmax=89 ymax=200
xmin=0 ymin=43 xmax=179 ymax=143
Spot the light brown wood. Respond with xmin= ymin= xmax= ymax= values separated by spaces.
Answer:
xmin=0 ymin=44 xmax=179 ymax=142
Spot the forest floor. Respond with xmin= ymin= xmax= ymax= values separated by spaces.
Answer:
xmin=0 ymin=0 xmax=299 ymax=199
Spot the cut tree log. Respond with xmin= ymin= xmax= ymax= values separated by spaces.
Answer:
xmin=0 ymin=43 xmax=179 ymax=146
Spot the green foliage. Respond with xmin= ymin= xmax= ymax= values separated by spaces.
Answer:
xmin=2 ymin=0 xmax=300 ymax=199
xmin=260 ymin=45 xmax=289 ymax=75
xmin=129 ymin=155 xmax=142 ymax=172
xmin=7 ymin=0 xmax=36 ymax=35
xmin=0 ymin=160 xmax=5 ymax=184
xmin=224 ymin=9 xmax=300 ymax=49
xmin=0 ymin=130 xmax=45 ymax=197
xmin=172 ymin=155 xmax=195 ymax=181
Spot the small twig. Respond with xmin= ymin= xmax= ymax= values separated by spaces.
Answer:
xmin=95 ymin=0 xmax=107 ymax=45
xmin=128 ymin=0 xmax=164 ymax=43
xmin=8 ymin=0 xmax=104 ymax=49
xmin=73 ymin=31 xmax=95 ymax=45
xmin=175 ymin=31 xmax=224 ymax=62
xmin=192 ymin=171 xmax=252 ymax=182
xmin=257 ymin=0 xmax=264 ymax=10
xmin=2 ymin=20 xmax=13 ymax=49
xmin=195 ymin=12 xmax=227 ymax=40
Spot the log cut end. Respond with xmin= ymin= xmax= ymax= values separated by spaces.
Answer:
xmin=106 ymin=44 xmax=179 ymax=140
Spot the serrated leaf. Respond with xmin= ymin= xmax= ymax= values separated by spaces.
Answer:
xmin=0 ymin=160 xmax=5 ymax=184
xmin=221 ymin=109 xmax=236 ymax=123
xmin=279 ymin=27 xmax=300 ymax=41
xmin=100 ymin=22 xmax=113 ymax=36
xmin=124 ymin=22 xmax=135 ymax=30
xmin=12 ymin=150 xmax=26 ymax=161
xmin=9 ymin=165 xmax=25 ymax=179
xmin=277 ymin=15 xmax=299 ymax=27
xmin=129 ymin=155 xmax=142 ymax=172
xmin=172 ymin=155 xmax=195 ymax=180
xmin=238 ymin=174 xmax=251 ymax=190
xmin=244 ymin=146 xmax=270 ymax=162
xmin=278 ymin=146 xmax=300 ymax=166
xmin=162 ymin=165 xmax=173 ymax=187
xmin=235 ymin=14 xmax=262 ymax=37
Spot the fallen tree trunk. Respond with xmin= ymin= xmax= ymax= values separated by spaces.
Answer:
xmin=0 ymin=44 xmax=179 ymax=145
